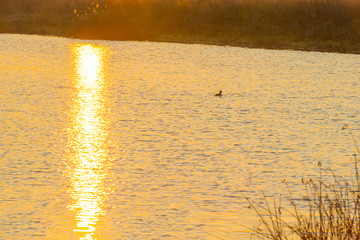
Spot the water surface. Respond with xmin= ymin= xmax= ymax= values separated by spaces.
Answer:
xmin=1 ymin=34 xmax=360 ymax=239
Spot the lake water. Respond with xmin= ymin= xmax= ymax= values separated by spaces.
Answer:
xmin=1 ymin=34 xmax=360 ymax=239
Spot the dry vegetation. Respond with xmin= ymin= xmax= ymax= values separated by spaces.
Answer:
xmin=244 ymin=125 xmax=360 ymax=239
xmin=1 ymin=0 xmax=360 ymax=52
xmin=244 ymin=170 xmax=360 ymax=239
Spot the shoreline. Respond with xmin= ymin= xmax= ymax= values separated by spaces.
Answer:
xmin=2 ymin=0 xmax=360 ymax=55
xmin=150 ymin=36 xmax=360 ymax=54
xmin=3 ymin=30 xmax=359 ymax=55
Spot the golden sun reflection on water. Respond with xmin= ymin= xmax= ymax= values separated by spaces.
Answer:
xmin=67 ymin=44 xmax=111 ymax=240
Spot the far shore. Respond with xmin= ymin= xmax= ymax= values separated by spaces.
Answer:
xmin=2 ymin=0 xmax=360 ymax=54
xmin=3 ymin=29 xmax=360 ymax=55
xmin=150 ymin=35 xmax=360 ymax=54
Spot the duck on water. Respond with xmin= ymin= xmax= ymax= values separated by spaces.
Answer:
xmin=215 ymin=90 xmax=222 ymax=96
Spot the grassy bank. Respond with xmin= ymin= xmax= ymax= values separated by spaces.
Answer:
xmin=1 ymin=0 xmax=360 ymax=53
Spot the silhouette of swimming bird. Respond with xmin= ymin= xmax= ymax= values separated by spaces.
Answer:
xmin=215 ymin=90 xmax=222 ymax=96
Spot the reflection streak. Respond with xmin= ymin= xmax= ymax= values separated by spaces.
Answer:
xmin=67 ymin=44 xmax=110 ymax=240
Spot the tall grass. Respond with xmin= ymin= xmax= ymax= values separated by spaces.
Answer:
xmin=1 ymin=0 xmax=360 ymax=52
xmin=243 ymin=124 xmax=360 ymax=239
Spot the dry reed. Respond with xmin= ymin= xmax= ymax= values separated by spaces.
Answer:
xmin=243 ymin=124 xmax=360 ymax=239
xmin=1 ymin=0 xmax=360 ymax=52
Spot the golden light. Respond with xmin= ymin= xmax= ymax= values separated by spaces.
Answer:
xmin=66 ymin=44 xmax=111 ymax=240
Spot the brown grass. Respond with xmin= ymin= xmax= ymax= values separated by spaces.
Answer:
xmin=243 ymin=124 xmax=360 ymax=239
xmin=1 ymin=0 xmax=360 ymax=52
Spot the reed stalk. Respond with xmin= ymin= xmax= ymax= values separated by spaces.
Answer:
xmin=244 ymin=124 xmax=360 ymax=239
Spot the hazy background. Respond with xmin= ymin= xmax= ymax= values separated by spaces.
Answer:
xmin=1 ymin=0 xmax=360 ymax=52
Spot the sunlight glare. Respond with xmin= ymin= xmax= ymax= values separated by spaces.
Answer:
xmin=67 ymin=44 xmax=111 ymax=240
